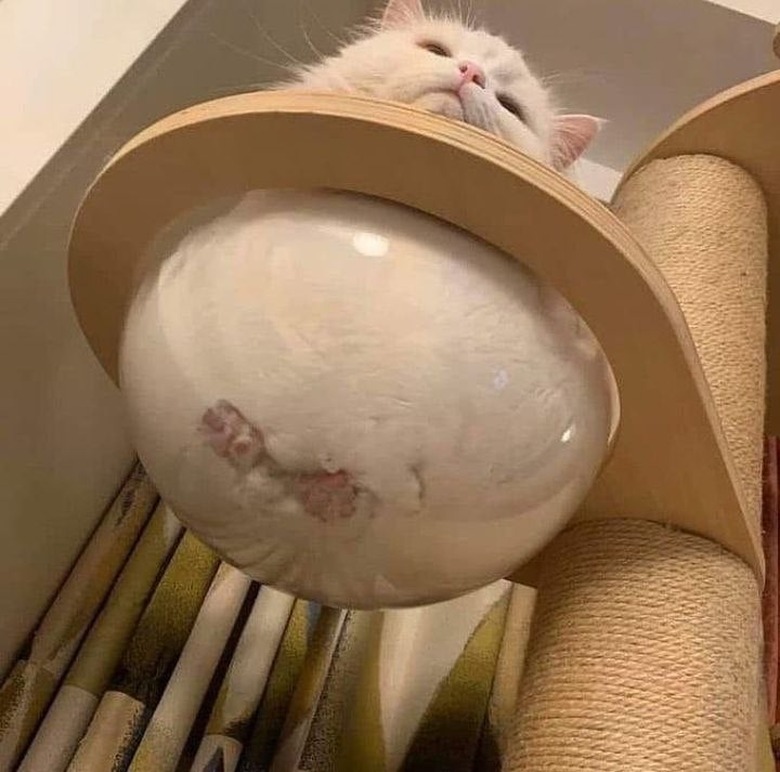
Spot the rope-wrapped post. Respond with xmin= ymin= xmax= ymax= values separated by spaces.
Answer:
xmin=505 ymin=155 xmax=768 ymax=770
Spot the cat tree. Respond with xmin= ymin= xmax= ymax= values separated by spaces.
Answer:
xmin=508 ymin=66 xmax=780 ymax=771
xmin=2 ymin=39 xmax=778 ymax=772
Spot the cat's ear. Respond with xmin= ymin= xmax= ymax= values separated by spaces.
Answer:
xmin=551 ymin=114 xmax=604 ymax=170
xmin=381 ymin=0 xmax=425 ymax=28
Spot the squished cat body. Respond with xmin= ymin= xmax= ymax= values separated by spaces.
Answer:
xmin=283 ymin=0 xmax=601 ymax=175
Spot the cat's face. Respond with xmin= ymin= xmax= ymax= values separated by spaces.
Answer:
xmin=292 ymin=0 xmax=600 ymax=172
xmin=298 ymin=16 xmax=554 ymax=165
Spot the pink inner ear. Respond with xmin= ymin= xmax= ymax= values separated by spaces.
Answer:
xmin=552 ymin=114 xmax=603 ymax=170
xmin=381 ymin=0 xmax=425 ymax=28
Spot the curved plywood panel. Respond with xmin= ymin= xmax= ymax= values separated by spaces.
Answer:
xmin=67 ymin=91 xmax=762 ymax=579
xmin=619 ymin=69 xmax=780 ymax=431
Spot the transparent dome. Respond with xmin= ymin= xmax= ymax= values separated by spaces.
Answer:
xmin=119 ymin=190 xmax=617 ymax=608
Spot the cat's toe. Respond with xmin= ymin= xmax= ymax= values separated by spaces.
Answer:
xmin=200 ymin=400 xmax=266 ymax=470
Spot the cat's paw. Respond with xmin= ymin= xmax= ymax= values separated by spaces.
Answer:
xmin=200 ymin=399 xmax=266 ymax=471
xmin=200 ymin=400 xmax=359 ymax=521
xmin=294 ymin=470 xmax=357 ymax=523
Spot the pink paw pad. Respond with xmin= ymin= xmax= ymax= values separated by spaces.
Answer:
xmin=295 ymin=470 xmax=357 ymax=523
xmin=200 ymin=400 xmax=266 ymax=470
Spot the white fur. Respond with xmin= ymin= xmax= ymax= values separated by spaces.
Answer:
xmin=286 ymin=12 xmax=561 ymax=167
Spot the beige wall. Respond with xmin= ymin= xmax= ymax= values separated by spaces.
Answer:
xmin=706 ymin=0 xmax=778 ymax=21
xmin=0 ymin=0 xmax=373 ymax=676
xmin=0 ymin=0 xmax=191 ymax=214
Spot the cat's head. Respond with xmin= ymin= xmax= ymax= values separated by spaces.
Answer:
xmin=291 ymin=0 xmax=600 ymax=172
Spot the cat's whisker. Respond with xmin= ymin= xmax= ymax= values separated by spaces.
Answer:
xmin=465 ymin=0 xmax=476 ymax=27
xmin=541 ymin=68 xmax=607 ymax=89
xmin=467 ymin=0 xmax=479 ymax=28
xmin=299 ymin=0 xmax=349 ymax=47
xmin=445 ymin=0 xmax=474 ymax=26
xmin=207 ymin=32 xmax=290 ymax=73
xmin=298 ymin=18 xmax=326 ymax=60
xmin=239 ymin=0 xmax=309 ymax=68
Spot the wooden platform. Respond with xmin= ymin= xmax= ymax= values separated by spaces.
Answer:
xmin=68 ymin=90 xmax=763 ymax=581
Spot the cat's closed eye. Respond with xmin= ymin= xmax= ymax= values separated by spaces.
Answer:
xmin=497 ymin=94 xmax=526 ymax=122
xmin=419 ymin=41 xmax=451 ymax=57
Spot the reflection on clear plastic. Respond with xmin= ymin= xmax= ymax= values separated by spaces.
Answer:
xmin=352 ymin=232 xmax=390 ymax=258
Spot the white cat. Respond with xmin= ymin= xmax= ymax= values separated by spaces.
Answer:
xmin=287 ymin=0 xmax=601 ymax=173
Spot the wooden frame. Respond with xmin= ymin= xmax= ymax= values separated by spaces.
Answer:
xmin=67 ymin=90 xmax=762 ymax=580
xmin=620 ymin=70 xmax=780 ymax=431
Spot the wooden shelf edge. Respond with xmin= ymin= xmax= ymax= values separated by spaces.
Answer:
xmin=615 ymin=70 xmax=780 ymax=438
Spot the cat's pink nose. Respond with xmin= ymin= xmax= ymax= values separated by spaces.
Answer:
xmin=458 ymin=60 xmax=486 ymax=88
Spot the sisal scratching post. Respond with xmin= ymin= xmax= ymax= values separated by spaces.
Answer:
xmin=505 ymin=520 xmax=762 ymax=771
xmin=613 ymin=156 xmax=767 ymax=521
xmin=506 ymin=155 xmax=768 ymax=770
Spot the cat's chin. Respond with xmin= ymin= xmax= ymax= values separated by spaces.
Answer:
xmin=411 ymin=91 xmax=465 ymax=122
